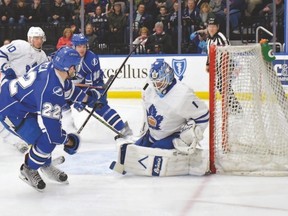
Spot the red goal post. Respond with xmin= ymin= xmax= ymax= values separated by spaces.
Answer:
xmin=209 ymin=43 xmax=288 ymax=176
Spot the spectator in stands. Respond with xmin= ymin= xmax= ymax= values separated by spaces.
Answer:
xmin=2 ymin=38 xmax=11 ymax=45
xmin=133 ymin=26 xmax=149 ymax=54
xmin=48 ymin=0 xmax=71 ymax=25
xmin=189 ymin=29 xmax=208 ymax=53
xmin=258 ymin=0 xmax=284 ymax=43
xmin=28 ymin=0 xmax=48 ymax=23
xmin=132 ymin=3 xmax=153 ymax=39
xmin=199 ymin=2 xmax=211 ymax=29
xmin=156 ymin=6 xmax=170 ymax=33
xmin=85 ymin=0 xmax=101 ymax=17
xmin=56 ymin=27 xmax=73 ymax=49
xmin=155 ymin=0 xmax=167 ymax=11
xmin=222 ymin=0 xmax=246 ymax=34
xmin=67 ymin=0 xmax=81 ymax=30
xmin=107 ymin=2 xmax=127 ymax=45
xmin=183 ymin=0 xmax=201 ymax=42
xmin=258 ymin=0 xmax=284 ymax=19
xmin=15 ymin=0 xmax=29 ymax=25
xmin=87 ymin=5 xmax=108 ymax=43
xmin=114 ymin=0 xmax=127 ymax=15
xmin=169 ymin=1 xmax=179 ymax=51
xmin=105 ymin=0 xmax=115 ymax=16
xmin=140 ymin=0 xmax=158 ymax=19
xmin=245 ymin=0 xmax=265 ymax=16
xmin=0 ymin=0 xmax=15 ymax=26
xmin=208 ymin=0 xmax=225 ymax=31
xmin=209 ymin=0 xmax=225 ymax=16
xmin=145 ymin=21 xmax=173 ymax=54
xmin=85 ymin=23 xmax=98 ymax=50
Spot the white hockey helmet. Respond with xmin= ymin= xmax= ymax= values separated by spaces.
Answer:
xmin=27 ymin=26 xmax=46 ymax=43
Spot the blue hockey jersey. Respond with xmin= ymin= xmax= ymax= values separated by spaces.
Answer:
xmin=75 ymin=50 xmax=104 ymax=87
xmin=0 ymin=61 xmax=86 ymax=145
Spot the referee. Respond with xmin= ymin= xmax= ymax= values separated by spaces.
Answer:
xmin=205 ymin=14 xmax=242 ymax=114
xmin=205 ymin=15 xmax=230 ymax=73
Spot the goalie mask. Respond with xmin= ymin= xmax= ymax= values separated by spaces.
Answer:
xmin=52 ymin=47 xmax=81 ymax=78
xmin=149 ymin=59 xmax=174 ymax=97
xmin=27 ymin=26 xmax=46 ymax=50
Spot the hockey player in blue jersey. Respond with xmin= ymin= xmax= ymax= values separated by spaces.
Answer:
xmin=112 ymin=59 xmax=210 ymax=176
xmin=0 ymin=47 xmax=100 ymax=191
xmin=62 ymin=33 xmax=132 ymax=137
xmin=0 ymin=26 xmax=48 ymax=152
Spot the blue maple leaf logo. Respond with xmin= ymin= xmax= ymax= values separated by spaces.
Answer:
xmin=147 ymin=105 xmax=163 ymax=130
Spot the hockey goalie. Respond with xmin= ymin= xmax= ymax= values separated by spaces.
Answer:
xmin=110 ymin=59 xmax=210 ymax=176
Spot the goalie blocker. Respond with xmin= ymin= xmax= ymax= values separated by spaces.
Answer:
xmin=110 ymin=138 xmax=209 ymax=176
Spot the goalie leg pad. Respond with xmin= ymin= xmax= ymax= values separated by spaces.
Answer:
xmin=123 ymin=145 xmax=191 ymax=176
xmin=115 ymin=138 xmax=209 ymax=176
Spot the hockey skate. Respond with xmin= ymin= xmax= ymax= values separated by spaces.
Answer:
xmin=19 ymin=163 xmax=46 ymax=192
xmin=40 ymin=164 xmax=68 ymax=184
xmin=115 ymin=122 xmax=133 ymax=140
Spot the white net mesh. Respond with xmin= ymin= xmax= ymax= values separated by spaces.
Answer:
xmin=210 ymin=44 xmax=288 ymax=176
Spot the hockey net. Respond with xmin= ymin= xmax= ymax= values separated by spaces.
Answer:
xmin=209 ymin=44 xmax=288 ymax=176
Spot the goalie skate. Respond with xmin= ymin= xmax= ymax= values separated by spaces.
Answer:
xmin=19 ymin=164 xmax=46 ymax=192
xmin=40 ymin=164 xmax=68 ymax=184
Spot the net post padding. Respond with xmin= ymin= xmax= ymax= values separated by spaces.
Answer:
xmin=209 ymin=44 xmax=288 ymax=176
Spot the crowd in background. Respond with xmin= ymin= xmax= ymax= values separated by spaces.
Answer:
xmin=0 ymin=0 xmax=285 ymax=54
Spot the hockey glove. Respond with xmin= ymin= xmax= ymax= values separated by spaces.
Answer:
xmin=64 ymin=133 xmax=80 ymax=155
xmin=86 ymin=89 xmax=107 ymax=109
xmin=172 ymin=120 xmax=204 ymax=154
xmin=62 ymin=102 xmax=72 ymax=112
xmin=73 ymin=89 xmax=101 ymax=112
xmin=86 ymin=89 xmax=101 ymax=108
xmin=1 ymin=63 xmax=16 ymax=80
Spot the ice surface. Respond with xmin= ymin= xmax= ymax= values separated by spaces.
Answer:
xmin=0 ymin=99 xmax=288 ymax=216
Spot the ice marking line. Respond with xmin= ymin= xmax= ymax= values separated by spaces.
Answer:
xmin=179 ymin=176 xmax=212 ymax=216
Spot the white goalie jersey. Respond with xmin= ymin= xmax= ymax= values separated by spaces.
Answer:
xmin=111 ymin=79 xmax=210 ymax=177
xmin=0 ymin=40 xmax=48 ymax=77
xmin=143 ymin=79 xmax=209 ymax=141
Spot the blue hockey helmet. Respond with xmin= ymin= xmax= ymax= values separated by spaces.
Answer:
xmin=149 ymin=59 xmax=175 ymax=97
xmin=52 ymin=46 xmax=81 ymax=72
xmin=72 ymin=33 xmax=89 ymax=46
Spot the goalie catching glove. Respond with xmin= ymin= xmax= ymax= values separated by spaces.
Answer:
xmin=172 ymin=120 xmax=204 ymax=154
xmin=64 ymin=133 xmax=80 ymax=155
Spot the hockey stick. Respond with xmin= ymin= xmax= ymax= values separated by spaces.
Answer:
xmin=77 ymin=74 xmax=114 ymax=134
xmin=75 ymin=83 xmax=104 ymax=89
xmin=84 ymin=107 xmax=122 ymax=135
xmin=77 ymin=44 xmax=140 ymax=134
xmin=109 ymin=161 xmax=126 ymax=175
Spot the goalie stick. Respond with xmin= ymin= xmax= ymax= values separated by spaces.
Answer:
xmin=77 ymin=44 xmax=140 ymax=134
xmin=109 ymin=161 xmax=126 ymax=175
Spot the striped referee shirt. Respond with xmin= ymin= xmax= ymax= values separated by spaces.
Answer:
xmin=206 ymin=31 xmax=230 ymax=66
